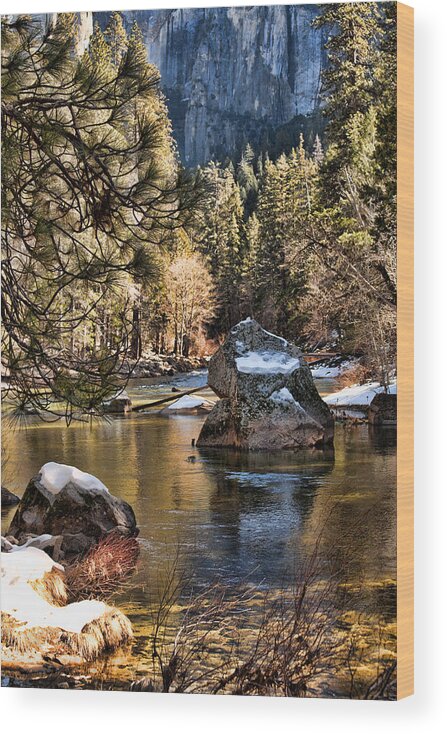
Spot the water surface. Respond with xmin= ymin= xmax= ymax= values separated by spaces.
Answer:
xmin=1 ymin=371 xmax=396 ymax=693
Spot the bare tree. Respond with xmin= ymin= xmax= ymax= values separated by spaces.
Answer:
xmin=166 ymin=253 xmax=216 ymax=357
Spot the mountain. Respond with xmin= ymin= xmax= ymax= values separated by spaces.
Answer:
xmin=96 ymin=5 xmax=328 ymax=166
xmin=35 ymin=6 xmax=329 ymax=167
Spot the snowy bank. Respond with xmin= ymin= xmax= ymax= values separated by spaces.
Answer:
xmin=324 ymin=381 xmax=397 ymax=409
xmin=1 ymin=546 xmax=132 ymax=666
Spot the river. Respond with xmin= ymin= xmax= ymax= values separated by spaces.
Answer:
xmin=1 ymin=370 xmax=397 ymax=696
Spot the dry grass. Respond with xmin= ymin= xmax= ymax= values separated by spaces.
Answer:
xmin=2 ymin=607 xmax=133 ymax=663
xmin=339 ymin=363 xmax=371 ymax=388
xmin=1 ymin=613 xmax=60 ymax=653
xmin=2 ymin=535 xmax=137 ymax=666
xmin=131 ymin=520 xmax=397 ymax=699
xmin=30 ymin=569 xmax=68 ymax=607
xmin=65 ymin=533 xmax=140 ymax=602
xmin=60 ymin=607 xmax=133 ymax=661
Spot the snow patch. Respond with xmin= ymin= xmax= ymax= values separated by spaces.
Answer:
xmin=39 ymin=462 xmax=109 ymax=495
xmin=261 ymin=327 xmax=288 ymax=345
xmin=9 ymin=534 xmax=55 ymax=553
xmin=324 ymin=381 xmax=397 ymax=408
xmin=310 ymin=359 xmax=357 ymax=379
xmin=236 ymin=351 xmax=300 ymax=375
xmin=165 ymin=394 xmax=206 ymax=410
xmin=269 ymin=388 xmax=302 ymax=409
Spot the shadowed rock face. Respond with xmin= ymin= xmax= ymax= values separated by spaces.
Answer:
xmin=8 ymin=474 xmax=138 ymax=558
xmin=197 ymin=319 xmax=334 ymax=450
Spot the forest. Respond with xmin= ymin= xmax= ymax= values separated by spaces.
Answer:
xmin=1 ymin=3 xmax=397 ymax=420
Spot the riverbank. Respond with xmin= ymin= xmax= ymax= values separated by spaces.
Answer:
xmin=127 ymin=353 xmax=209 ymax=379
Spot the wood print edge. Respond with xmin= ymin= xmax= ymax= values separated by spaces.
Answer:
xmin=396 ymin=0 xmax=414 ymax=701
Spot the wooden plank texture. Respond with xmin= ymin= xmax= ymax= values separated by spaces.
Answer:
xmin=397 ymin=1 xmax=414 ymax=701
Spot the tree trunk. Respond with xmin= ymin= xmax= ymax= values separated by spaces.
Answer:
xmin=130 ymin=305 xmax=141 ymax=360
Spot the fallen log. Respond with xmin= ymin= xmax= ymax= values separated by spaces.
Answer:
xmin=132 ymin=384 xmax=211 ymax=412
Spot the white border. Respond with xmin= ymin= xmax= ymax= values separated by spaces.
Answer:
xmin=1 ymin=1 xmax=446 ymax=731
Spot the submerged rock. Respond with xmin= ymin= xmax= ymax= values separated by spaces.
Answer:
xmin=8 ymin=462 xmax=138 ymax=558
xmin=2 ymin=486 xmax=20 ymax=506
xmin=197 ymin=319 xmax=334 ymax=450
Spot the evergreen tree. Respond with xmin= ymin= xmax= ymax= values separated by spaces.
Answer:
xmin=197 ymin=163 xmax=248 ymax=332
xmin=104 ymin=11 xmax=128 ymax=67
xmin=251 ymin=139 xmax=318 ymax=336
xmin=237 ymin=143 xmax=259 ymax=216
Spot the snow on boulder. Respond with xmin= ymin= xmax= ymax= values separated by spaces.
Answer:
xmin=160 ymin=394 xmax=214 ymax=414
xmin=236 ymin=351 xmax=300 ymax=375
xmin=324 ymin=381 xmax=397 ymax=409
xmin=8 ymin=463 xmax=138 ymax=559
xmin=40 ymin=462 xmax=109 ymax=495
xmin=197 ymin=319 xmax=334 ymax=450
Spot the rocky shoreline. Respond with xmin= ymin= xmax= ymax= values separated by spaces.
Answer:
xmin=126 ymin=354 xmax=209 ymax=379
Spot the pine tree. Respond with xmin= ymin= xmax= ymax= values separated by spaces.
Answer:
xmin=315 ymin=2 xmax=382 ymax=205
xmin=196 ymin=164 xmax=248 ymax=333
xmin=1 ymin=15 xmax=201 ymax=420
xmin=312 ymin=134 xmax=324 ymax=165
xmin=236 ymin=144 xmax=259 ymax=215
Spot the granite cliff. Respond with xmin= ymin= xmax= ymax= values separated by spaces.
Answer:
xmin=97 ymin=5 xmax=328 ymax=166
xmin=38 ymin=6 xmax=328 ymax=167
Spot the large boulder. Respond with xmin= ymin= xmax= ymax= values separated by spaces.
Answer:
xmin=197 ymin=319 xmax=334 ymax=450
xmin=8 ymin=462 xmax=138 ymax=559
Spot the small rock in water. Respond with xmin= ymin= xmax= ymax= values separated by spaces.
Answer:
xmin=368 ymin=393 xmax=397 ymax=426
xmin=7 ymin=462 xmax=138 ymax=559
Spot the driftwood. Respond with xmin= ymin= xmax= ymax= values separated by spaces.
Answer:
xmin=131 ymin=384 xmax=211 ymax=412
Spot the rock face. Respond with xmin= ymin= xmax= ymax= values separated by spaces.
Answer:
xmin=95 ymin=5 xmax=328 ymax=166
xmin=197 ymin=319 xmax=334 ymax=450
xmin=34 ymin=7 xmax=328 ymax=167
xmin=8 ymin=463 xmax=138 ymax=558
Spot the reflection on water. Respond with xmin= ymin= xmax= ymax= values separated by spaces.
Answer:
xmin=1 ymin=373 xmax=396 ymax=694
